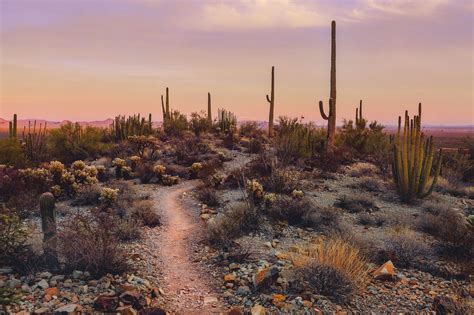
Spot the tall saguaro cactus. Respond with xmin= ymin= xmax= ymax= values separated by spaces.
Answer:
xmin=208 ymin=92 xmax=212 ymax=124
xmin=392 ymin=103 xmax=443 ymax=202
xmin=8 ymin=114 xmax=17 ymax=139
xmin=355 ymin=100 xmax=366 ymax=129
xmin=161 ymin=87 xmax=170 ymax=123
xmin=266 ymin=66 xmax=275 ymax=137
xmin=40 ymin=192 xmax=58 ymax=268
xmin=318 ymin=20 xmax=337 ymax=149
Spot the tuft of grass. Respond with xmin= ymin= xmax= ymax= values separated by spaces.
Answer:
xmin=346 ymin=162 xmax=378 ymax=177
xmin=289 ymin=237 xmax=369 ymax=303
xmin=335 ymin=194 xmax=377 ymax=213
xmin=197 ymin=187 xmax=220 ymax=207
xmin=382 ymin=228 xmax=433 ymax=268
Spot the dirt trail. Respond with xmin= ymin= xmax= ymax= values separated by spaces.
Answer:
xmin=146 ymin=180 xmax=222 ymax=314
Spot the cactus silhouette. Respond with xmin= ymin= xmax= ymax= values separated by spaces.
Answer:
xmin=40 ymin=192 xmax=58 ymax=268
xmin=318 ymin=20 xmax=337 ymax=150
xmin=208 ymin=92 xmax=212 ymax=124
xmin=8 ymin=114 xmax=17 ymax=139
xmin=266 ymin=66 xmax=275 ymax=136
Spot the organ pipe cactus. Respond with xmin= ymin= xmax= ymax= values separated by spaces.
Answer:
xmin=40 ymin=192 xmax=58 ymax=268
xmin=266 ymin=66 xmax=275 ymax=136
xmin=111 ymin=114 xmax=152 ymax=141
xmin=22 ymin=120 xmax=48 ymax=162
xmin=318 ymin=20 xmax=337 ymax=150
xmin=392 ymin=103 xmax=443 ymax=202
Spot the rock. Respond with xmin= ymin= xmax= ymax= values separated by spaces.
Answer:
xmin=200 ymin=213 xmax=211 ymax=220
xmin=224 ymin=274 xmax=236 ymax=283
xmin=433 ymin=295 xmax=466 ymax=314
xmin=253 ymin=266 xmax=279 ymax=290
xmin=272 ymin=294 xmax=286 ymax=307
xmin=54 ymin=304 xmax=80 ymax=314
xmin=229 ymin=263 xmax=240 ymax=271
xmin=38 ymin=271 xmax=52 ymax=279
xmin=7 ymin=278 xmax=21 ymax=289
xmin=227 ymin=307 xmax=242 ymax=315
xmin=236 ymin=286 xmax=251 ymax=296
xmin=138 ymin=307 xmax=166 ymax=315
xmin=203 ymin=296 xmax=218 ymax=305
xmin=72 ymin=270 xmax=84 ymax=279
xmin=0 ymin=280 xmax=4 ymax=288
xmin=120 ymin=290 xmax=145 ymax=309
xmin=94 ymin=295 xmax=119 ymax=312
xmin=45 ymin=287 xmax=59 ymax=297
xmin=373 ymin=260 xmax=395 ymax=280
xmin=263 ymin=242 xmax=272 ymax=249
xmin=250 ymin=304 xmax=266 ymax=315
xmin=51 ymin=275 xmax=65 ymax=282
xmin=117 ymin=306 xmax=138 ymax=315
xmin=33 ymin=307 xmax=49 ymax=314
xmin=37 ymin=279 xmax=49 ymax=289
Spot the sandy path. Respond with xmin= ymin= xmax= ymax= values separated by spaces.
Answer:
xmin=146 ymin=181 xmax=222 ymax=314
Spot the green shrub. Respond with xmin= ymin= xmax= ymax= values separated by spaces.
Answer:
xmin=189 ymin=111 xmax=211 ymax=137
xmin=0 ymin=139 xmax=27 ymax=168
xmin=164 ymin=110 xmax=188 ymax=136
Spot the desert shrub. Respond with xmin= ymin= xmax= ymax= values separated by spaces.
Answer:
xmin=335 ymin=194 xmax=377 ymax=213
xmin=189 ymin=111 xmax=211 ymax=137
xmin=346 ymin=162 xmax=378 ymax=177
xmin=48 ymin=123 xmax=110 ymax=163
xmin=197 ymin=187 xmax=220 ymax=207
xmin=355 ymin=176 xmax=384 ymax=192
xmin=174 ymin=137 xmax=210 ymax=165
xmin=275 ymin=117 xmax=325 ymax=164
xmin=310 ymin=146 xmax=354 ymax=173
xmin=289 ymin=238 xmax=369 ymax=303
xmin=263 ymin=167 xmax=299 ymax=194
xmin=164 ymin=110 xmax=188 ymax=136
xmin=435 ymin=177 xmax=474 ymax=199
xmin=442 ymin=149 xmax=474 ymax=184
xmin=382 ymin=229 xmax=433 ymax=268
xmin=116 ymin=218 xmax=142 ymax=241
xmin=99 ymin=187 xmax=119 ymax=207
xmin=57 ymin=212 xmax=129 ymax=277
xmin=72 ymin=184 xmax=102 ymax=206
xmin=265 ymin=195 xmax=310 ymax=224
xmin=0 ymin=139 xmax=27 ymax=168
xmin=215 ymin=108 xmax=237 ymax=133
xmin=0 ymin=208 xmax=29 ymax=266
xmin=130 ymin=200 xmax=160 ymax=227
xmin=161 ymin=175 xmax=180 ymax=186
xmin=418 ymin=206 xmax=473 ymax=259
xmin=0 ymin=167 xmax=22 ymax=202
xmin=136 ymin=162 xmax=154 ymax=184
xmin=127 ymin=136 xmax=159 ymax=159
xmin=208 ymin=202 xmax=258 ymax=245
xmin=357 ymin=212 xmax=386 ymax=227
xmin=239 ymin=121 xmax=263 ymax=138
xmin=247 ymin=138 xmax=264 ymax=154
xmin=246 ymin=179 xmax=264 ymax=205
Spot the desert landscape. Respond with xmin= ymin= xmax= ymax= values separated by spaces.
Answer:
xmin=1 ymin=1 xmax=473 ymax=314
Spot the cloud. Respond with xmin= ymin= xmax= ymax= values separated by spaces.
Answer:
xmin=197 ymin=0 xmax=330 ymax=30
xmin=359 ymin=0 xmax=448 ymax=16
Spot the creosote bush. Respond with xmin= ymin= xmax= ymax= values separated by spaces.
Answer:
xmin=335 ymin=194 xmax=377 ymax=213
xmin=130 ymin=200 xmax=160 ymax=227
xmin=289 ymin=237 xmax=369 ymax=304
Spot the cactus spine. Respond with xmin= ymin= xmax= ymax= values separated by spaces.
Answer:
xmin=8 ymin=114 xmax=17 ymax=139
xmin=392 ymin=103 xmax=443 ymax=202
xmin=207 ymin=92 xmax=212 ymax=124
xmin=266 ymin=66 xmax=275 ymax=137
xmin=318 ymin=20 xmax=337 ymax=150
xmin=40 ymin=192 xmax=58 ymax=268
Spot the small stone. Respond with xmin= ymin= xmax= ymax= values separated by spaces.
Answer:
xmin=45 ymin=287 xmax=59 ymax=296
xmin=236 ymin=286 xmax=251 ymax=296
xmin=38 ymin=271 xmax=52 ymax=279
xmin=116 ymin=305 xmax=138 ymax=315
xmin=54 ymin=304 xmax=80 ymax=314
xmin=72 ymin=270 xmax=84 ymax=279
xmin=263 ymin=242 xmax=272 ymax=249
xmin=272 ymin=294 xmax=286 ymax=307
xmin=251 ymin=304 xmax=266 ymax=315
xmin=94 ymin=295 xmax=119 ymax=312
xmin=224 ymin=274 xmax=236 ymax=283
xmin=200 ymin=213 xmax=211 ymax=220
xmin=0 ymin=267 xmax=13 ymax=274
xmin=33 ymin=307 xmax=50 ymax=314
xmin=253 ymin=266 xmax=279 ymax=290
xmin=37 ymin=279 xmax=49 ymax=289
xmin=7 ymin=278 xmax=21 ymax=289
xmin=373 ymin=260 xmax=395 ymax=280
xmin=229 ymin=263 xmax=240 ymax=271
xmin=51 ymin=275 xmax=65 ymax=282
xmin=203 ymin=296 xmax=218 ymax=305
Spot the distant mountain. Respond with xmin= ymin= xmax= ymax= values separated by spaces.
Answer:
xmin=0 ymin=118 xmax=115 ymax=131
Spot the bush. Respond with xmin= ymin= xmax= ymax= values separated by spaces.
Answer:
xmin=289 ymin=238 xmax=369 ymax=303
xmin=189 ymin=111 xmax=211 ymax=137
xmin=130 ymin=200 xmax=160 ymax=227
xmin=72 ymin=184 xmax=102 ymax=206
xmin=48 ymin=123 xmax=110 ymax=163
xmin=57 ymin=212 xmax=129 ymax=277
xmin=357 ymin=212 xmax=386 ymax=227
xmin=0 ymin=208 xmax=29 ymax=266
xmin=346 ymin=162 xmax=378 ymax=177
xmin=116 ymin=218 xmax=142 ymax=241
xmin=335 ymin=194 xmax=377 ymax=213
xmin=239 ymin=121 xmax=263 ymax=138
xmin=197 ymin=187 xmax=220 ymax=207
xmin=164 ymin=110 xmax=188 ymax=136
xmin=0 ymin=139 xmax=27 ymax=168
xmin=382 ymin=229 xmax=433 ymax=268
xmin=418 ymin=206 xmax=473 ymax=260
xmin=208 ymin=202 xmax=258 ymax=245
xmin=355 ymin=176 xmax=384 ymax=192
xmin=136 ymin=162 xmax=154 ymax=184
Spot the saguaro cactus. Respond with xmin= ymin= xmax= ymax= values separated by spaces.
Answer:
xmin=8 ymin=114 xmax=17 ymax=139
xmin=266 ymin=66 xmax=275 ymax=137
xmin=40 ymin=192 xmax=58 ymax=268
xmin=392 ymin=103 xmax=443 ymax=202
xmin=208 ymin=92 xmax=212 ymax=124
xmin=355 ymin=100 xmax=366 ymax=129
xmin=318 ymin=20 xmax=337 ymax=149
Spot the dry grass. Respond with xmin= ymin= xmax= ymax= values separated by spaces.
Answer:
xmin=335 ymin=194 xmax=377 ymax=213
xmin=346 ymin=162 xmax=378 ymax=177
xmin=289 ymin=237 xmax=369 ymax=294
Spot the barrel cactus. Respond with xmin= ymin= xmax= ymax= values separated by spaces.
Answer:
xmin=39 ymin=192 xmax=58 ymax=268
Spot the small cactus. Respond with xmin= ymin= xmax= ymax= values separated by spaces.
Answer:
xmin=40 ymin=192 xmax=58 ymax=268
xmin=207 ymin=92 xmax=212 ymax=124
xmin=8 ymin=114 xmax=17 ymax=139
xmin=266 ymin=66 xmax=275 ymax=136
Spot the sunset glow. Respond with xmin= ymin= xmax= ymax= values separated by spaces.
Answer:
xmin=1 ymin=0 xmax=472 ymax=125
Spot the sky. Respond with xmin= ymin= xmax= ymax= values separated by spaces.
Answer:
xmin=0 ymin=0 xmax=473 ymax=125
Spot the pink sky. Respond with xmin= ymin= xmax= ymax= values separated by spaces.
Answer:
xmin=0 ymin=0 xmax=472 ymax=125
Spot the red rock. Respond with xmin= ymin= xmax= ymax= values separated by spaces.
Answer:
xmin=253 ymin=267 xmax=279 ymax=290
xmin=44 ymin=287 xmax=59 ymax=297
xmin=224 ymin=274 xmax=236 ymax=283
xmin=94 ymin=295 xmax=119 ymax=312
xmin=120 ymin=290 xmax=146 ymax=309
xmin=227 ymin=307 xmax=242 ymax=315
xmin=272 ymin=294 xmax=286 ymax=307
xmin=373 ymin=260 xmax=395 ymax=280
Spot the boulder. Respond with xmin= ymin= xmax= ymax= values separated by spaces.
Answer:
xmin=94 ymin=295 xmax=119 ymax=312
xmin=253 ymin=266 xmax=279 ymax=290
xmin=372 ymin=260 xmax=395 ymax=280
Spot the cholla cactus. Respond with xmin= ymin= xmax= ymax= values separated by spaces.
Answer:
xmin=210 ymin=174 xmax=224 ymax=187
xmin=264 ymin=193 xmax=277 ymax=206
xmin=247 ymin=179 xmax=264 ymax=200
xmin=72 ymin=160 xmax=86 ymax=171
xmin=100 ymin=187 xmax=119 ymax=204
xmin=191 ymin=162 xmax=203 ymax=178
xmin=95 ymin=165 xmax=107 ymax=182
xmin=129 ymin=155 xmax=141 ymax=171
xmin=61 ymin=171 xmax=75 ymax=185
xmin=122 ymin=166 xmax=133 ymax=179
xmin=112 ymin=158 xmax=126 ymax=178
xmin=153 ymin=164 xmax=166 ymax=177
xmin=291 ymin=190 xmax=304 ymax=199
xmin=161 ymin=175 xmax=179 ymax=186
xmin=49 ymin=161 xmax=65 ymax=184
xmin=50 ymin=185 xmax=62 ymax=197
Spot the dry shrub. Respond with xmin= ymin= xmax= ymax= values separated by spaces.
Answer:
xmin=381 ymin=228 xmax=433 ymax=268
xmin=130 ymin=200 xmax=160 ymax=227
xmin=436 ymin=177 xmax=474 ymax=199
xmin=208 ymin=202 xmax=258 ymax=245
xmin=116 ymin=218 xmax=142 ymax=241
xmin=335 ymin=194 xmax=377 ymax=213
xmin=136 ymin=162 xmax=154 ymax=184
xmin=289 ymin=237 xmax=369 ymax=303
xmin=197 ymin=187 xmax=220 ymax=207
xmin=355 ymin=176 xmax=385 ymax=192
xmin=419 ymin=206 xmax=473 ymax=260
xmin=57 ymin=212 xmax=129 ymax=277
xmin=357 ymin=212 xmax=386 ymax=227
xmin=346 ymin=162 xmax=378 ymax=177
xmin=72 ymin=184 xmax=101 ymax=206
